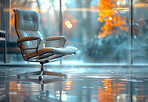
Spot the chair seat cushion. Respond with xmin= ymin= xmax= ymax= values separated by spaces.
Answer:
xmin=25 ymin=47 xmax=77 ymax=59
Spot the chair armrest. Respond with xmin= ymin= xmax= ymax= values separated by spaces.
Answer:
xmin=17 ymin=36 xmax=41 ymax=51
xmin=45 ymin=36 xmax=66 ymax=41
xmin=45 ymin=36 xmax=67 ymax=47
xmin=18 ymin=36 xmax=40 ymax=42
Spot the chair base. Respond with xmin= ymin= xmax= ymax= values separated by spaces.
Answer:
xmin=17 ymin=70 xmax=66 ymax=80
xmin=17 ymin=62 xmax=66 ymax=80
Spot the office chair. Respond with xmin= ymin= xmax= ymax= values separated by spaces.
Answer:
xmin=13 ymin=9 xmax=77 ymax=80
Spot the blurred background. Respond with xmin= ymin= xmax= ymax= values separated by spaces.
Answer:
xmin=0 ymin=0 xmax=148 ymax=65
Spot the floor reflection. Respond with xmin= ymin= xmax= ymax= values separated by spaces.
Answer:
xmin=9 ymin=75 xmax=66 ymax=102
xmin=0 ymin=67 xmax=148 ymax=102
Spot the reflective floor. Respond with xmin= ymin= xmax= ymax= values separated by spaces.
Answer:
xmin=0 ymin=66 xmax=148 ymax=102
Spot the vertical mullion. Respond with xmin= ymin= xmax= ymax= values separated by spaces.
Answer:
xmin=130 ymin=0 xmax=133 ymax=101
xmin=130 ymin=0 xmax=133 ymax=65
xmin=129 ymin=0 xmax=133 ymax=65
xmin=59 ymin=0 xmax=63 ymax=64
xmin=4 ymin=0 xmax=7 ymax=63
xmin=59 ymin=0 xmax=63 ymax=36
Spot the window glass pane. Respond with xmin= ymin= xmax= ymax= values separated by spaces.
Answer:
xmin=7 ymin=0 xmax=136 ymax=65
xmin=63 ymin=0 xmax=131 ymax=64
xmin=0 ymin=0 xmax=6 ymax=63
xmin=10 ymin=0 xmax=59 ymax=63
xmin=133 ymin=1 xmax=148 ymax=64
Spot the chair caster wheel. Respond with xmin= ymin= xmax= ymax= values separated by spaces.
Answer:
xmin=39 ymin=76 xmax=43 ymax=80
xmin=17 ymin=74 xmax=21 ymax=79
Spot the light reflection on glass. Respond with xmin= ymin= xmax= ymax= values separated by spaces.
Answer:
xmin=54 ymin=0 xmax=67 ymax=11
xmin=65 ymin=20 xmax=73 ymax=29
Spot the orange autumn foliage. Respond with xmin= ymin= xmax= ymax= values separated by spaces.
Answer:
xmin=93 ymin=0 xmax=128 ymax=38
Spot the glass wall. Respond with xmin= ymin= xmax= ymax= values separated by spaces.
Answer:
xmin=9 ymin=0 xmax=60 ymax=63
xmin=0 ymin=0 xmax=7 ymax=63
xmin=0 ymin=0 xmax=145 ymax=65
xmin=133 ymin=0 xmax=148 ymax=64
xmin=62 ymin=0 xmax=131 ymax=64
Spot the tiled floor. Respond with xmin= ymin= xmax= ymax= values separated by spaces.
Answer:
xmin=0 ymin=66 xmax=148 ymax=102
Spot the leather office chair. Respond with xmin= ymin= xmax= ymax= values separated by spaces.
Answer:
xmin=13 ymin=9 xmax=77 ymax=80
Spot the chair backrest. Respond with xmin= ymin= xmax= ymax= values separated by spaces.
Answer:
xmin=13 ymin=9 xmax=44 ymax=54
